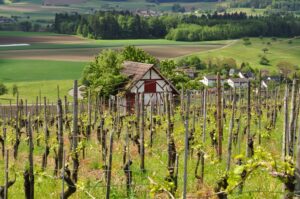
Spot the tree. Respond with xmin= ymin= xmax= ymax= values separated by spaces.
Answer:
xmin=12 ymin=84 xmax=18 ymax=96
xmin=262 ymin=48 xmax=269 ymax=54
xmin=19 ymin=21 xmax=32 ymax=32
xmin=122 ymin=46 xmax=158 ymax=65
xmin=81 ymin=49 xmax=127 ymax=97
xmin=0 ymin=82 xmax=8 ymax=96
xmin=172 ymin=4 xmax=185 ymax=13
xmin=260 ymin=56 xmax=270 ymax=65
xmin=177 ymin=56 xmax=206 ymax=70
xmin=277 ymin=61 xmax=297 ymax=79
xmin=159 ymin=59 xmax=176 ymax=77
xmin=81 ymin=46 xmax=158 ymax=97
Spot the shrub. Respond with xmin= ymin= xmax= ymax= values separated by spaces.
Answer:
xmin=260 ymin=56 xmax=270 ymax=65
xmin=0 ymin=82 xmax=8 ymax=96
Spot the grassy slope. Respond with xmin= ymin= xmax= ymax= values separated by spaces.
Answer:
xmin=0 ymin=59 xmax=85 ymax=102
xmin=0 ymin=59 xmax=85 ymax=82
xmin=194 ymin=37 xmax=300 ymax=71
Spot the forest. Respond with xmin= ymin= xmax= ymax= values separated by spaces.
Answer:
xmin=230 ymin=0 xmax=300 ymax=11
xmin=53 ymin=11 xmax=300 ymax=41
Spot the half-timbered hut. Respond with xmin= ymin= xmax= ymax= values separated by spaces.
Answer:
xmin=118 ymin=61 xmax=179 ymax=112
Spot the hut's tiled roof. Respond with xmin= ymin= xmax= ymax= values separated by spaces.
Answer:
xmin=121 ymin=61 xmax=154 ymax=82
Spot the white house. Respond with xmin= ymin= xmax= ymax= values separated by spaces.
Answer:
xmin=200 ymin=75 xmax=224 ymax=87
xmin=238 ymin=71 xmax=255 ymax=79
xmin=227 ymin=78 xmax=249 ymax=88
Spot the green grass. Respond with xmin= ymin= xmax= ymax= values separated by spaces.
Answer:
xmin=0 ymin=59 xmax=85 ymax=102
xmin=0 ymin=80 xmax=74 ymax=102
xmin=0 ymin=59 xmax=85 ymax=82
xmin=0 ymin=31 xmax=60 ymax=37
xmin=193 ymin=37 xmax=300 ymax=71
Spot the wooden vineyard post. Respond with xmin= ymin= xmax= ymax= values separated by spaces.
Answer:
xmin=72 ymin=80 xmax=79 ymax=183
xmin=57 ymin=85 xmax=60 ymax=100
xmin=140 ymin=93 xmax=145 ymax=172
xmin=295 ymin=103 xmax=300 ymax=196
xmin=4 ymin=149 xmax=8 ymax=199
xmin=258 ymin=71 xmax=262 ymax=145
xmin=106 ymin=122 xmax=115 ymax=199
xmin=42 ymin=97 xmax=49 ymax=170
xmin=13 ymin=93 xmax=20 ymax=160
xmin=87 ymin=89 xmax=91 ymax=139
xmin=4 ymin=123 xmax=8 ymax=199
xmin=57 ymin=99 xmax=64 ymax=170
xmin=246 ymin=80 xmax=253 ymax=158
xmin=283 ymin=84 xmax=289 ymax=159
xmin=226 ymin=91 xmax=236 ymax=171
xmin=36 ymin=96 xmax=40 ymax=147
xmin=64 ymin=96 xmax=68 ymax=121
xmin=202 ymin=89 xmax=207 ymax=143
xmin=289 ymin=78 xmax=297 ymax=157
xmin=150 ymin=99 xmax=154 ymax=148
xmin=135 ymin=92 xmax=140 ymax=137
xmin=216 ymin=73 xmax=223 ymax=160
xmin=183 ymin=90 xmax=190 ymax=199
xmin=61 ymin=150 xmax=65 ymax=199
xmin=24 ymin=113 xmax=34 ymax=199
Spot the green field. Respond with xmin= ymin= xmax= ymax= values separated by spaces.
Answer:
xmin=0 ymin=59 xmax=84 ymax=102
xmin=194 ymin=37 xmax=300 ymax=71
xmin=1 ymin=31 xmax=300 ymax=103
xmin=0 ymin=31 xmax=229 ymax=102
xmin=0 ymin=59 xmax=84 ymax=82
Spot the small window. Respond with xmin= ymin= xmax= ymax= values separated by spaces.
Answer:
xmin=144 ymin=80 xmax=156 ymax=93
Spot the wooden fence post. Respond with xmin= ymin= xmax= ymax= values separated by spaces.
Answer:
xmin=289 ymin=78 xmax=297 ymax=157
xmin=183 ymin=90 xmax=190 ymax=199
xmin=106 ymin=125 xmax=115 ymax=199
xmin=217 ymin=73 xmax=223 ymax=160
xmin=72 ymin=80 xmax=79 ymax=183
xmin=202 ymin=89 xmax=207 ymax=143
xmin=57 ymin=99 xmax=64 ymax=170
xmin=283 ymin=84 xmax=289 ymax=159
xmin=226 ymin=91 xmax=236 ymax=171
xmin=4 ymin=121 xmax=8 ymax=199
xmin=246 ymin=80 xmax=252 ymax=158
xmin=140 ymin=93 xmax=145 ymax=172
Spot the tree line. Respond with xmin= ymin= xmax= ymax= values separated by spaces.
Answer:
xmin=230 ymin=0 xmax=300 ymax=11
xmin=53 ymin=11 xmax=300 ymax=41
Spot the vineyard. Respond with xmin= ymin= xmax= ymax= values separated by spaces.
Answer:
xmin=0 ymin=76 xmax=299 ymax=199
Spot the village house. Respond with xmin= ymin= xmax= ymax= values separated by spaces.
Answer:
xmin=238 ymin=71 xmax=255 ymax=79
xmin=200 ymin=75 xmax=224 ymax=87
xmin=261 ymin=76 xmax=282 ymax=89
xmin=227 ymin=78 xmax=249 ymax=88
xmin=134 ymin=9 xmax=161 ymax=17
xmin=118 ymin=61 xmax=179 ymax=112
